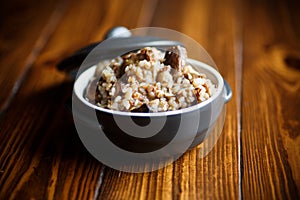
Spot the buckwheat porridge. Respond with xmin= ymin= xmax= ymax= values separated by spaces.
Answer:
xmin=85 ymin=46 xmax=216 ymax=112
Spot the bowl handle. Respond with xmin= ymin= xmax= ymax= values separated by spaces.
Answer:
xmin=224 ymin=80 xmax=232 ymax=103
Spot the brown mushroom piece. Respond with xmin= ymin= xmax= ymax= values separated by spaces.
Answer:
xmin=131 ymin=103 xmax=150 ymax=113
xmin=85 ymin=78 xmax=100 ymax=103
xmin=163 ymin=46 xmax=187 ymax=72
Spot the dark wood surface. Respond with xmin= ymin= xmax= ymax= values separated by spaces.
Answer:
xmin=0 ymin=0 xmax=299 ymax=199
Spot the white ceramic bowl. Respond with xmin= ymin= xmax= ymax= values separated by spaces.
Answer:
xmin=72 ymin=59 xmax=232 ymax=154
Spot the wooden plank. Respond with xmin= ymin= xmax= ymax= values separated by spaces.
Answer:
xmin=35 ymin=0 xmax=151 ymax=69
xmin=97 ymin=0 xmax=240 ymax=199
xmin=0 ymin=0 xmax=64 ymax=113
xmin=241 ymin=0 xmax=300 ymax=199
xmin=0 ymin=0 xmax=147 ymax=199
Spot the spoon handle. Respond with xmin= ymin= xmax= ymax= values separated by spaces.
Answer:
xmin=57 ymin=27 xmax=183 ymax=79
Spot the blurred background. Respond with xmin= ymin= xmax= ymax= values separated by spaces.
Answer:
xmin=0 ymin=0 xmax=299 ymax=199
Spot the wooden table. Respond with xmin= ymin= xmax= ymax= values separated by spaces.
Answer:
xmin=0 ymin=0 xmax=299 ymax=199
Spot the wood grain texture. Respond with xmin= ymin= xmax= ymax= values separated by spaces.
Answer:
xmin=0 ymin=0 xmax=299 ymax=199
xmin=0 ymin=0 xmax=64 ymax=113
xmin=0 ymin=0 xmax=147 ymax=199
xmin=241 ymin=0 xmax=300 ymax=199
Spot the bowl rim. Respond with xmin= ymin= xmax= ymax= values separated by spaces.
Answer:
xmin=73 ymin=59 xmax=224 ymax=117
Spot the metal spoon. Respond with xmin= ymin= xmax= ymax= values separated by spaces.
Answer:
xmin=57 ymin=26 xmax=183 ymax=79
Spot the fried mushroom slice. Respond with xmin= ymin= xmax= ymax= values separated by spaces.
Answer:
xmin=163 ymin=46 xmax=187 ymax=72
xmin=131 ymin=103 xmax=150 ymax=113
xmin=85 ymin=77 xmax=101 ymax=103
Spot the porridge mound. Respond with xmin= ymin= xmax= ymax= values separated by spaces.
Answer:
xmin=85 ymin=46 xmax=216 ymax=112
